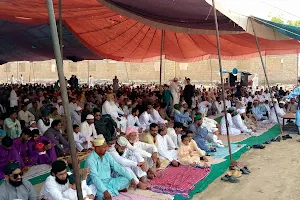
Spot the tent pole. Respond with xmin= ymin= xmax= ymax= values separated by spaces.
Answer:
xmin=29 ymin=62 xmax=32 ymax=83
xmin=212 ymin=0 xmax=233 ymax=163
xmin=159 ymin=30 xmax=165 ymax=86
xmin=46 ymin=1 xmax=83 ymax=199
xmin=210 ymin=56 xmax=213 ymax=86
xmin=264 ymin=55 xmax=267 ymax=89
xmin=58 ymin=0 xmax=63 ymax=57
xmin=88 ymin=61 xmax=90 ymax=85
xmin=250 ymin=18 xmax=283 ymax=134
xmin=17 ymin=62 xmax=19 ymax=84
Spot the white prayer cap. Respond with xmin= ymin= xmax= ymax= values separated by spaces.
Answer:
xmin=29 ymin=121 xmax=36 ymax=126
xmin=57 ymin=99 xmax=63 ymax=103
xmin=279 ymin=100 xmax=285 ymax=105
xmin=238 ymin=107 xmax=246 ymax=114
xmin=117 ymin=136 xmax=129 ymax=147
xmin=24 ymin=99 xmax=29 ymax=103
xmin=273 ymin=98 xmax=278 ymax=103
xmin=75 ymin=106 xmax=82 ymax=111
xmin=86 ymin=114 xmax=94 ymax=120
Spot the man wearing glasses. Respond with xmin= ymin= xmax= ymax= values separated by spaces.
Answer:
xmin=0 ymin=162 xmax=36 ymax=200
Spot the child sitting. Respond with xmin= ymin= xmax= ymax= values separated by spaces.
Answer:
xmin=73 ymin=124 xmax=91 ymax=152
xmin=62 ymin=169 xmax=95 ymax=200
xmin=178 ymin=133 xmax=208 ymax=167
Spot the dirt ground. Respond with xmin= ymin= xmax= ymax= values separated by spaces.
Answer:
xmin=193 ymin=134 xmax=300 ymax=200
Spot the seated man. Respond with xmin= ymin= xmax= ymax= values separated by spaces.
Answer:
xmin=40 ymin=160 xmax=70 ymax=199
xmin=173 ymin=104 xmax=192 ymax=125
xmin=157 ymin=126 xmax=179 ymax=167
xmin=139 ymin=105 xmax=157 ymax=130
xmin=178 ymin=134 xmax=207 ymax=167
xmin=125 ymin=126 xmax=159 ymax=179
xmin=252 ymin=100 xmax=268 ymax=121
xmin=85 ymin=138 xmax=136 ymax=200
xmin=44 ymin=120 xmax=70 ymax=156
xmin=109 ymin=136 xmax=149 ymax=189
xmin=220 ymin=108 xmax=242 ymax=136
xmin=151 ymin=104 xmax=168 ymax=125
xmin=0 ymin=162 xmax=36 ymax=200
xmin=28 ymin=129 xmax=57 ymax=165
xmin=0 ymin=136 xmax=24 ymax=180
xmin=71 ymin=106 xmax=82 ymax=126
xmin=37 ymin=111 xmax=53 ymax=135
xmin=127 ymin=108 xmax=145 ymax=131
xmin=287 ymin=98 xmax=298 ymax=113
xmin=13 ymin=129 xmax=35 ymax=166
xmin=94 ymin=108 xmax=117 ymax=143
xmin=102 ymin=93 xmax=127 ymax=133
xmin=232 ymin=108 xmax=253 ymax=134
xmin=18 ymin=104 xmax=35 ymax=127
xmin=269 ymin=100 xmax=286 ymax=124
xmin=80 ymin=114 xmax=98 ymax=149
xmin=189 ymin=115 xmax=216 ymax=152
xmin=244 ymin=110 xmax=257 ymax=131
xmin=142 ymin=123 xmax=159 ymax=145
xmin=4 ymin=110 xmax=22 ymax=139
xmin=167 ymin=122 xmax=183 ymax=148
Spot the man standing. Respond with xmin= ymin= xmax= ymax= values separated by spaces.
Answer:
xmin=113 ymin=76 xmax=119 ymax=93
xmin=88 ymin=75 xmax=94 ymax=88
xmin=0 ymin=162 xmax=36 ymax=200
xmin=85 ymin=138 xmax=136 ymax=199
xmin=183 ymin=78 xmax=195 ymax=108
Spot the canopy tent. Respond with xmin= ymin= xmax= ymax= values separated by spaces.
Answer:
xmin=0 ymin=20 xmax=103 ymax=63
xmin=0 ymin=0 xmax=299 ymax=63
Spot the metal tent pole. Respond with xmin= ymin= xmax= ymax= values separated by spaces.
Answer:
xmin=159 ymin=30 xmax=165 ymax=86
xmin=210 ymin=56 xmax=213 ymax=85
xmin=46 ymin=0 xmax=83 ymax=199
xmin=212 ymin=0 xmax=233 ymax=163
xmin=297 ymin=52 xmax=299 ymax=86
xmin=88 ymin=61 xmax=90 ymax=85
xmin=250 ymin=18 xmax=283 ymax=134
xmin=58 ymin=0 xmax=63 ymax=57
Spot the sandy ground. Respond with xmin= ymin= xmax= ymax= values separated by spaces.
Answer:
xmin=194 ymin=134 xmax=300 ymax=200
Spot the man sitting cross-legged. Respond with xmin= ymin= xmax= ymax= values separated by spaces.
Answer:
xmin=85 ymin=138 xmax=137 ymax=200
xmin=109 ymin=136 xmax=149 ymax=190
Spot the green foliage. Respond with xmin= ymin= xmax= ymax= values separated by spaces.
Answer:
xmin=269 ymin=14 xmax=300 ymax=26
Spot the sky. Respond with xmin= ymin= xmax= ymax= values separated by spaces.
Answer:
xmin=220 ymin=0 xmax=300 ymax=21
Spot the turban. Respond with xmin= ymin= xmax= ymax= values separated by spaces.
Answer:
xmin=126 ymin=126 xmax=137 ymax=136
xmin=51 ymin=160 xmax=67 ymax=174
xmin=117 ymin=136 xmax=129 ymax=147
xmin=194 ymin=115 xmax=202 ymax=121
xmin=4 ymin=162 xmax=20 ymax=175
xmin=93 ymin=138 xmax=105 ymax=147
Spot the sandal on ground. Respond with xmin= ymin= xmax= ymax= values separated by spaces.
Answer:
xmin=282 ymin=135 xmax=287 ymax=140
xmin=240 ymin=167 xmax=250 ymax=175
xmin=221 ymin=175 xmax=240 ymax=183
xmin=285 ymin=134 xmax=292 ymax=139
xmin=264 ymin=141 xmax=271 ymax=144
xmin=243 ymin=166 xmax=251 ymax=173
xmin=252 ymin=144 xmax=265 ymax=149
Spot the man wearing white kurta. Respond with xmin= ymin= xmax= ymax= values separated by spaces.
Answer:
xmin=170 ymin=78 xmax=180 ymax=106
xmin=125 ymin=127 xmax=159 ymax=172
xmin=88 ymin=75 xmax=94 ymax=87
xmin=220 ymin=109 xmax=241 ymax=136
xmin=157 ymin=127 xmax=178 ymax=166
xmin=151 ymin=105 xmax=168 ymax=124
xmin=80 ymin=114 xmax=99 ymax=149
xmin=127 ymin=108 xmax=145 ymax=130
xmin=55 ymin=99 xmax=65 ymax=116
xmin=109 ymin=136 xmax=149 ymax=189
xmin=269 ymin=100 xmax=286 ymax=125
xmin=71 ymin=106 xmax=82 ymax=126
xmin=102 ymin=93 xmax=127 ymax=133
xmin=9 ymin=86 xmax=18 ymax=108
xmin=232 ymin=109 xmax=253 ymax=134
xmin=139 ymin=105 xmax=157 ymax=129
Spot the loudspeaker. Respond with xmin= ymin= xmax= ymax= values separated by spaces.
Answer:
xmin=241 ymin=73 xmax=248 ymax=86
xmin=229 ymin=73 xmax=237 ymax=86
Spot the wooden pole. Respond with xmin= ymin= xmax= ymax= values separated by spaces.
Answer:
xmin=250 ymin=18 xmax=283 ymax=134
xmin=212 ymin=0 xmax=233 ymax=163
xmin=46 ymin=0 xmax=83 ymax=199
xmin=159 ymin=30 xmax=165 ymax=86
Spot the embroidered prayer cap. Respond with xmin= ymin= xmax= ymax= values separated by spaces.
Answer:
xmin=279 ymin=100 xmax=285 ymax=105
xmin=93 ymin=138 xmax=106 ymax=147
xmin=75 ymin=106 xmax=82 ymax=111
xmin=117 ymin=136 xmax=129 ymax=147
xmin=273 ymin=98 xmax=278 ymax=103
xmin=51 ymin=160 xmax=67 ymax=174
xmin=4 ymin=162 xmax=20 ymax=175
xmin=126 ymin=126 xmax=137 ymax=136
xmin=29 ymin=121 xmax=36 ymax=126
xmin=174 ymin=104 xmax=180 ymax=109
xmin=86 ymin=114 xmax=94 ymax=120
xmin=24 ymin=99 xmax=30 ymax=103
xmin=194 ymin=115 xmax=202 ymax=121
xmin=57 ymin=99 xmax=63 ymax=103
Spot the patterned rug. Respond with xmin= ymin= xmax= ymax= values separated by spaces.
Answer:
xmin=112 ymin=192 xmax=168 ymax=200
xmin=150 ymin=165 xmax=211 ymax=198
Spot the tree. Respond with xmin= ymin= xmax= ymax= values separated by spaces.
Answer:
xmin=269 ymin=13 xmax=300 ymax=26
xmin=270 ymin=16 xmax=284 ymax=24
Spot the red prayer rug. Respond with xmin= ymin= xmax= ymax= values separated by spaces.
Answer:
xmin=150 ymin=165 xmax=211 ymax=198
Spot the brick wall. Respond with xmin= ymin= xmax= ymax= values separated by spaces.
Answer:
xmin=0 ymin=54 xmax=298 ymax=85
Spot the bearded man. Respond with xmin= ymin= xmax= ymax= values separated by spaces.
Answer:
xmin=102 ymin=93 xmax=127 ymax=133
xmin=0 ymin=162 xmax=36 ymax=200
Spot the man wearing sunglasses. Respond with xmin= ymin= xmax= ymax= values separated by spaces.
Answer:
xmin=0 ymin=162 xmax=36 ymax=200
